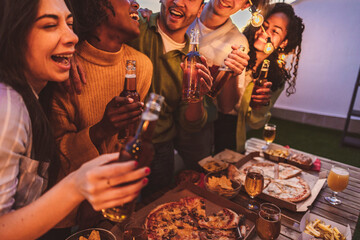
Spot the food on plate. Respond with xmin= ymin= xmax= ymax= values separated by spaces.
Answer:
xmin=215 ymin=150 xmax=238 ymax=163
xmin=228 ymin=162 xmax=311 ymax=203
xmin=262 ymin=177 xmax=311 ymax=202
xmin=288 ymin=153 xmax=313 ymax=166
xmin=78 ymin=230 xmax=101 ymax=240
xmin=207 ymin=175 xmax=233 ymax=191
xmin=202 ymin=160 xmax=228 ymax=172
xmin=305 ymin=219 xmax=346 ymax=240
xmin=145 ymin=197 xmax=244 ymax=240
xmin=205 ymin=172 xmax=241 ymax=199
xmin=265 ymin=148 xmax=289 ymax=158
xmin=176 ymin=170 xmax=202 ymax=186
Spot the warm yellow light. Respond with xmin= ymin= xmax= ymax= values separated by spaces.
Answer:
xmin=264 ymin=38 xmax=274 ymax=54
xmin=251 ymin=12 xmax=264 ymax=28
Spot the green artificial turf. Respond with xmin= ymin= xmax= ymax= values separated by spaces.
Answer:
xmin=247 ymin=117 xmax=360 ymax=238
xmin=247 ymin=117 xmax=360 ymax=168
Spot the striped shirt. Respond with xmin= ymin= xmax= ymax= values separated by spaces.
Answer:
xmin=0 ymin=83 xmax=48 ymax=215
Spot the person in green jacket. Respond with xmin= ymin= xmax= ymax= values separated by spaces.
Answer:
xmin=128 ymin=0 xmax=213 ymax=195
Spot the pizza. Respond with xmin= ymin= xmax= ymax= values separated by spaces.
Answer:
xmin=145 ymin=197 xmax=243 ymax=240
xmin=263 ymin=177 xmax=311 ymax=202
xmin=228 ymin=161 xmax=311 ymax=203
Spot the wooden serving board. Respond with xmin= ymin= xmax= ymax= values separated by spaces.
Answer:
xmin=235 ymin=152 xmax=326 ymax=212
xmin=131 ymin=182 xmax=257 ymax=239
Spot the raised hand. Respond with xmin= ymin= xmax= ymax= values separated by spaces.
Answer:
xmin=71 ymin=152 xmax=150 ymax=210
xmin=251 ymin=81 xmax=273 ymax=107
xmin=224 ymin=45 xmax=249 ymax=76
xmin=89 ymin=97 xmax=144 ymax=146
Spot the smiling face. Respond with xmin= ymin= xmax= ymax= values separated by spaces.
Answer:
xmin=253 ymin=12 xmax=289 ymax=54
xmin=159 ymin=0 xmax=204 ymax=38
xmin=103 ymin=0 xmax=140 ymax=41
xmin=25 ymin=0 xmax=78 ymax=93
xmin=211 ymin=0 xmax=250 ymax=17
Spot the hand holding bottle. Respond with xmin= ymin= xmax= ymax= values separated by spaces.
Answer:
xmin=251 ymin=81 xmax=272 ymax=107
xmin=89 ymin=97 xmax=144 ymax=146
xmin=223 ymin=45 xmax=249 ymax=76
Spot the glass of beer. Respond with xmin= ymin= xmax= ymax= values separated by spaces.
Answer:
xmin=245 ymin=166 xmax=264 ymax=210
xmin=263 ymin=123 xmax=276 ymax=150
xmin=256 ymin=203 xmax=281 ymax=240
xmin=325 ymin=165 xmax=349 ymax=205
xmin=123 ymin=220 xmax=147 ymax=240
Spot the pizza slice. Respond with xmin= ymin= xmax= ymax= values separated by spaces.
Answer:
xmin=180 ymin=197 xmax=206 ymax=220
xmin=278 ymin=163 xmax=302 ymax=179
xmin=198 ymin=208 xmax=240 ymax=230
xmin=263 ymin=176 xmax=311 ymax=202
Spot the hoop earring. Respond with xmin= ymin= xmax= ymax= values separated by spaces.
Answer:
xmin=277 ymin=47 xmax=286 ymax=68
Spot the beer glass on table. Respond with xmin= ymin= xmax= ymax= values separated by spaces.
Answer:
xmin=263 ymin=123 xmax=276 ymax=150
xmin=244 ymin=166 xmax=264 ymax=210
xmin=256 ymin=203 xmax=281 ymax=240
xmin=325 ymin=165 xmax=349 ymax=205
xmin=123 ymin=220 xmax=147 ymax=240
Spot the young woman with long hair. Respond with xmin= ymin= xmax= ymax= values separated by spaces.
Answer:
xmin=0 ymin=0 xmax=149 ymax=239
xmin=214 ymin=2 xmax=305 ymax=153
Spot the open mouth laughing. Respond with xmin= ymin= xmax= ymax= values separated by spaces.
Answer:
xmin=169 ymin=7 xmax=184 ymax=19
xmin=51 ymin=54 xmax=72 ymax=68
xmin=130 ymin=12 xmax=140 ymax=21
xmin=219 ymin=0 xmax=231 ymax=8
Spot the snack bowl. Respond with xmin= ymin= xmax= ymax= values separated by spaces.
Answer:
xmin=263 ymin=144 xmax=289 ymax=163
xmin=199 ymin=156 xmax=229 ymax=173
xmin=204 ymin=171 xmax=241 ymax=199
xmin=65 ymin=228 xmax=116 ymax=240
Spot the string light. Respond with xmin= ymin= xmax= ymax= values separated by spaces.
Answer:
xmin=264 ymin=37 xmax=274 ymax=54
xmin=248 ymin=0 xmax=264 ymax=27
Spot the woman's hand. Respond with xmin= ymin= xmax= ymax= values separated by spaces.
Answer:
xmin=251 ymin=81 xmax=273 ymax=106
xmin=61 ymin=57 xmax=86 ymax=95
xmin=224 ymin=45 xmax=249 ymax=76
xmin=138 ymin=8 xmax=152 ymax=22
xmin=89 ymin=97 xmax=143 ymax=145
xmin=71 ymin=153 xmax=150 ymax=211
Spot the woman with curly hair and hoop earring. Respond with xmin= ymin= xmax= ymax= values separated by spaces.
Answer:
xmin=214 ymin=2 xmax=305 ymax=153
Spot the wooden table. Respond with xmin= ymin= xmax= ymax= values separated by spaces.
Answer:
xmin=107 ymin=137 xmax=359 ymax=239
xmin=244 ymin=138 xmax=360 ymax=239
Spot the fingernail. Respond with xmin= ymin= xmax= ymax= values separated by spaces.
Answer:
xmin=142 ymin=178 xmax=148 ymax=185
xmin=145 ymin=167 xmax=151 ymax=174
xmin=134 ymin=161 xmax=139 ymax=168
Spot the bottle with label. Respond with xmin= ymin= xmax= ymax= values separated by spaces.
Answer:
xmin=250 ymin=59 xmax=270 ymax=109
xmin=118 ymin=60 xmax=140 ymax=143
xmin=182 ymin=29 xmax=202 ymax=103
xmin=102 ymin=93 xmax=164 ymax=223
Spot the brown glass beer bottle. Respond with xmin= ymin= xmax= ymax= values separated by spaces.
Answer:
xmin=250 ymin=59 xmax=270 ymax=109
xmin=118 ymin=60 xmax=140 ymax=143
xmin=102 ymin=93 xmax=164 ymax=223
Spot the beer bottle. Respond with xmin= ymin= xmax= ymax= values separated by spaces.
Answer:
xmin=250 ymin=59 xmax=270 ymax=109
xmin=182 ymin=29 xmax=202 ymax=102
xmin=118 ymin=60 xmax=140 ymax=143
xmin=102 ymin=93 xmax=164 ymax=223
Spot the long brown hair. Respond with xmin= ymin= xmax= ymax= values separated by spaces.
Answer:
xmin=244 ymin=3 xmax=305 ymax=96
xmin=0 ymin=0 xmax=60 ymax=187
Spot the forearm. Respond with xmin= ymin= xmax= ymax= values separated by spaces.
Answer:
xmin=184 ymin=101 xmax=205 ymax=122
xmin=217 ymin=75 xmax=240 ymax=113
xmin=0 ymin=174 xmax=83 ymax=240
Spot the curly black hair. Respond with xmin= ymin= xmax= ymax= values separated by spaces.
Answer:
xmin=243 ymin=3 xmax=305 ymax=96
xmin=66 ymin=0 xmax=115 ymax=42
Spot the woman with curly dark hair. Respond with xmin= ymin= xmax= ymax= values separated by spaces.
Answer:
xmin=214 ymin=2 xmax=305 ymax=153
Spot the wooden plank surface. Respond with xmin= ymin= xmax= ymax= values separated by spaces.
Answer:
xmin=245 ymin=138 xmax=360 ymax=238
